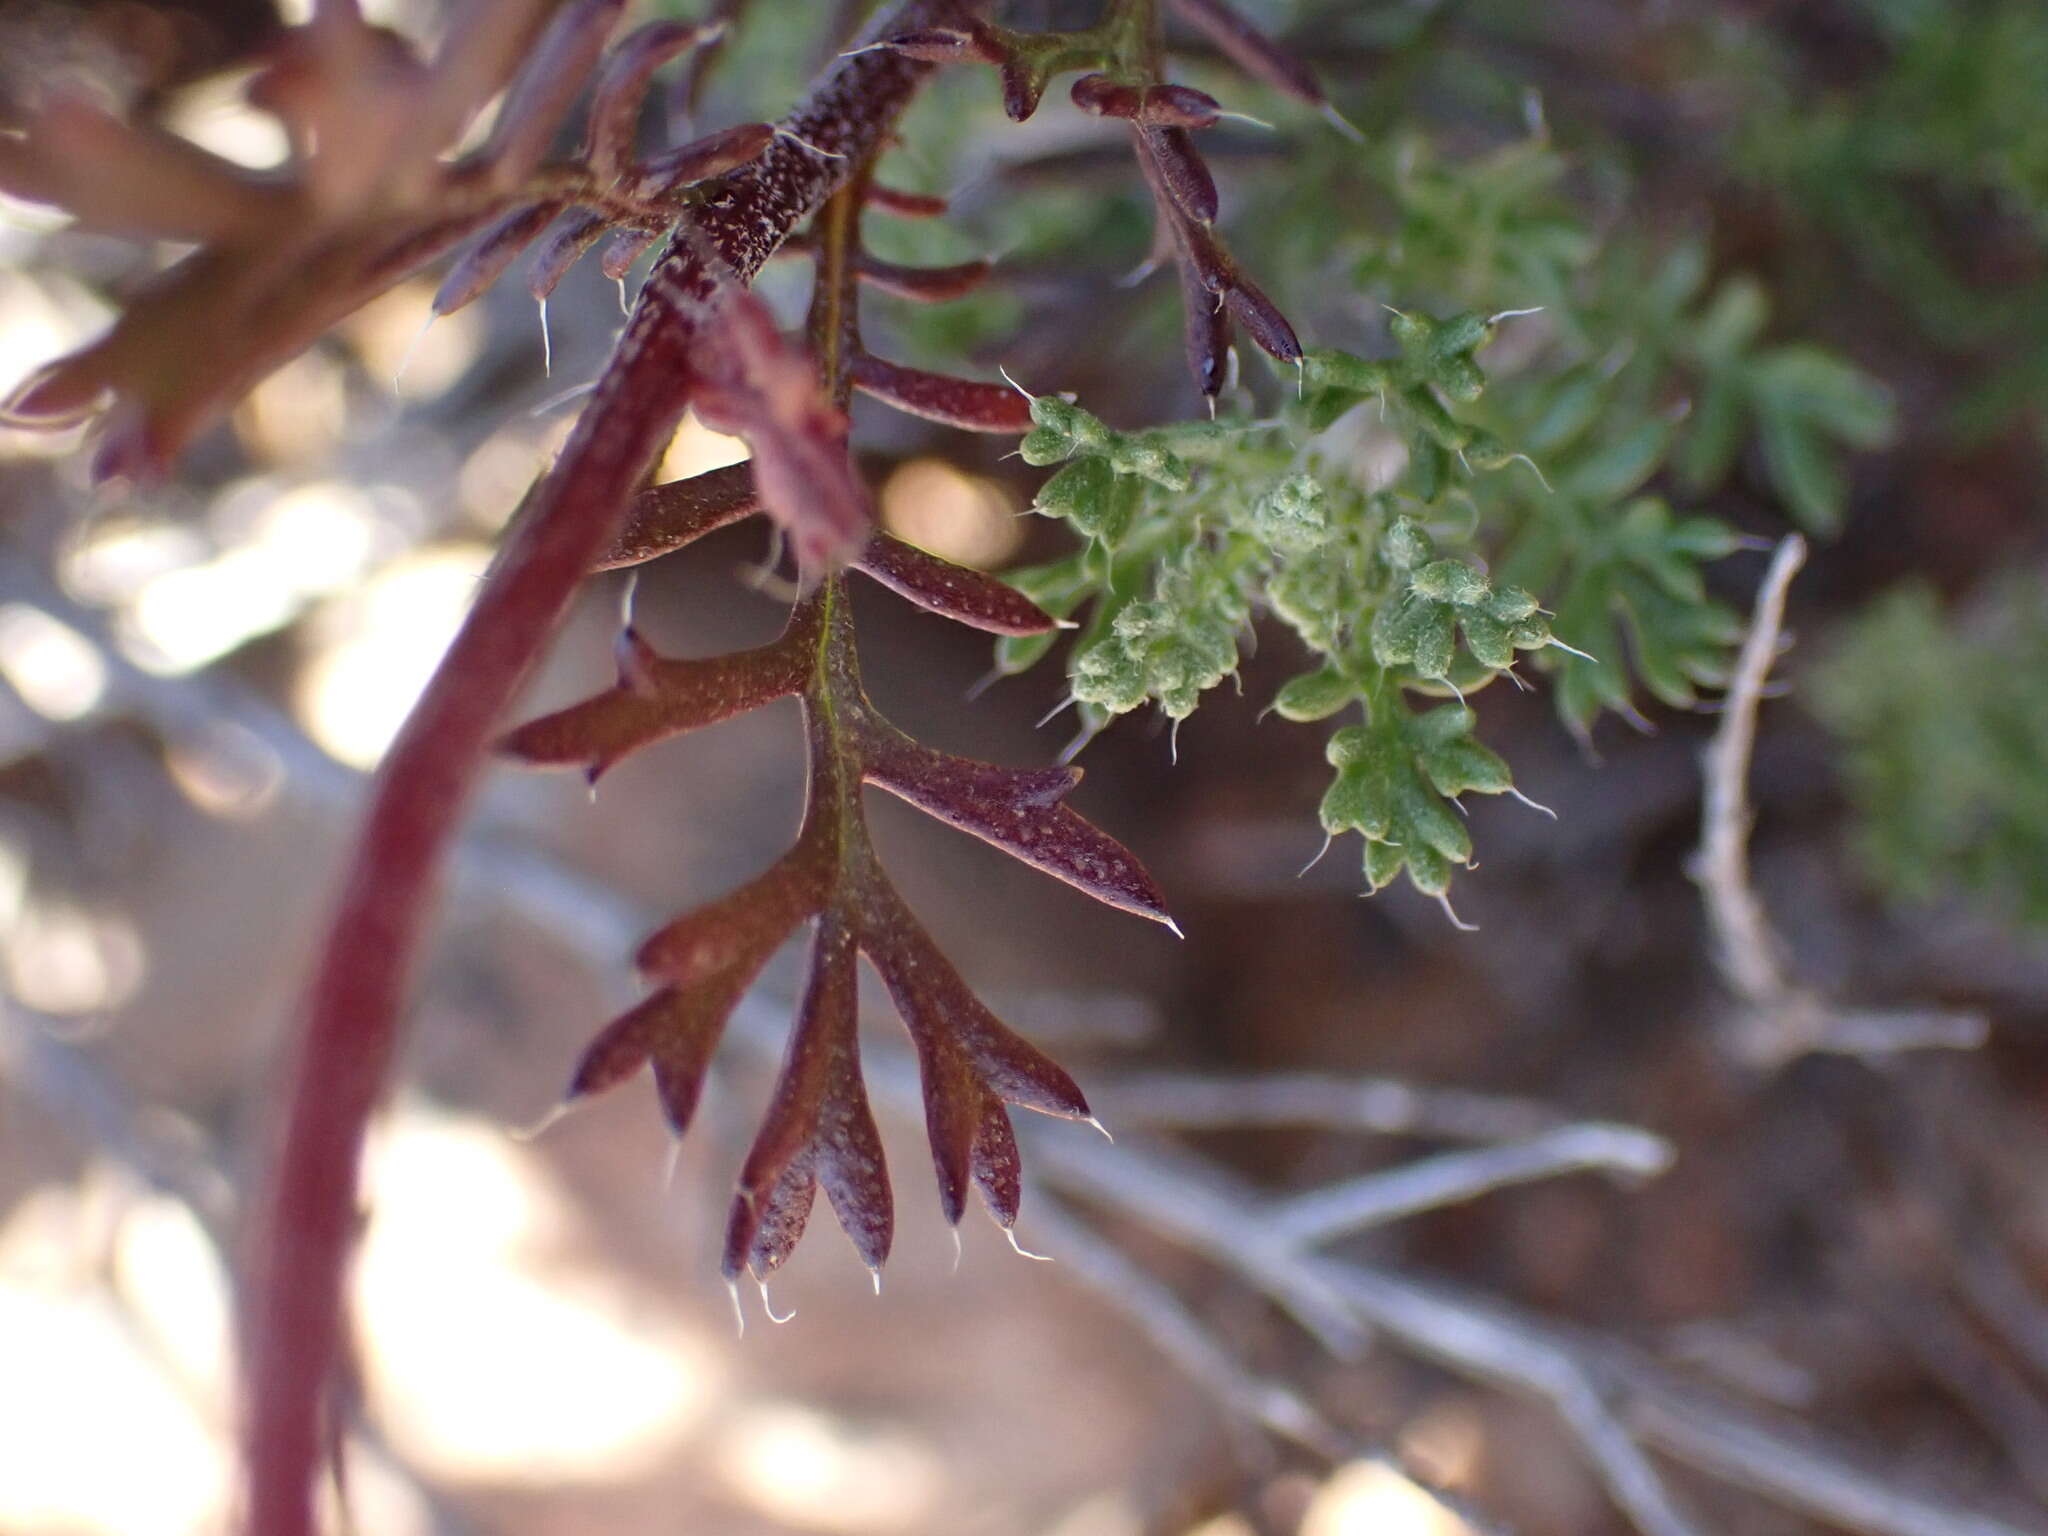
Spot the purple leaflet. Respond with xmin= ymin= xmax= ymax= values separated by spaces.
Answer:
xmin=1141 ymin=125 xmax=1219 ymax=226
xmin=568 ymin=984 xmax=729 ymax=1135
xmin=597 ymin=461 xmax=761 ymax=570
xmin=849 ymin=353 xmax=1035 ymax=433
xmin=1071 ymin=73 xmax=1144 ymax=119
xmin=860 ymin=883 xmax=1091 ymax=1226
xmin=600 ymin=225 xmax=661 ymax=280
xmin=723 ymin=914 xmax=892 ymax=1277
xmin=0 ymin=95 xmax=287 ymax=243
xmin=853 ymin=537 xmax=1055 ymax=636
xmin=694 ymin=286 xmax=872 ymax=578
xmin=634 ymin=840 xmax=830 ymax=987
xmin=1181 ymin=257 xmax=1231 ymax=399
xmin=584 ymin=20 xmax=717 ymax=179
xmin=1141 ymin=84 xmax=1225 ymax=130
xmin=625 ymin=121 xmax=776 ymax=201
xmin=1 ymin=351 xmax=109 ymax=430
xmin=856 ymin=253 xmax=994 ymax=302
xmin=598 ymin=467 xmax=1055 ymax=635
xmin=1072 ymin=77 xmax=1224 ymax=130
xmin=496 ymin=626 xmax=807 ymax=781
xmin=1168 ymin=0 xmax=1331 ymax=109
xmin=859 ymin=721 xmax=1173 ymax=925
xmin=1225 ymin=275 xmax=1302 ymax=362
xmin=434 ymin=200 xmax=561 ymax=316
xmin=867 ymin=25 xmax=999 ymax=64
xmin=482 ymin=0 xmax=629 ymax=189
xmin=865 ymin=183 xmax=949 ymax=218
xmin=527 ymin=208 xmax=610 ymax=300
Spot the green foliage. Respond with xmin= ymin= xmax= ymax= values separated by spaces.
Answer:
xmin=1498 ymin=499 xmax=1745 ymax=729
xmin=995 ymin=319 xmax=1581 ymax=903
xmin=1733 ymin=0 xmax=2048 ymax=438
xmin=1809 ymin=580 xmax=2048 ymax=928
xmin=1320 ymin=700 xmax=1523 ymax=902
xmin=970 ymin=74 xmax=1903 ymax=907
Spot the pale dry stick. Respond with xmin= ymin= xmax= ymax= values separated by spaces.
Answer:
xmin=1023 ymin=1193 xmax=1346 ymax=1460
xmin=1621 ymin=1381 xmax=2048 ymax=1536
xmin=1030 ymin=1129 xmax=1708 ymax=1536
xmin=1090 ymin=1069 xmax=1569 ymax=1142
xmin=1032 ymin=1194 xmax=1518 ymax=1536
xmin=1866 ymin=1277 xmax=2048 ymax=1506
xmin=1694 ymin=534 xmax=1986 ymax=1066
xmin=1696 ymin=535 xmax=1806 ymax=1013
xmin=1265 ymin=1122 xmax=1673 ymax=1249
xmin=1029 ymin=1127 xmax=2048 ymax=1536
xmin=1959 ymin=1244 xmax=2048 ymax=1390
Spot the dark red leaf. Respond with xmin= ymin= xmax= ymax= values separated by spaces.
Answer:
xmin=1142 ymin=83 xmax=1225 ymax=129
xmin=0 ymin=96 xmax=284 ymax=242
xmin=600 ymin=225 xmax=660 ymax=281
xmin=1167 ymin=0 xmax=1331 ymax=109
xmin=861 ymin=725 xmax=1174 ymax=924
xmin=568 ymin=984 xmax=728 ymax=1136
xmin=626 ymin=121 xmax=776 ymax=201
xmin=1 ymin=353 xmax=109 ymax=430
xmin=970 ymin=1098 xmax=1022 ymax=1227
xmin=865 ymin=183 xmax=948 ymax=218
xmin=723 ymin=915 xmax=892 ymax=1277
xmin=849 ymin=353 xmax=1034 ymax=433
xmin=856 ymin=254 xmax=993 ymax=303
xmin=860 ymin=886 xmax=1092 ymax=1226
xmin=1180 ymin=260 xmax=1231 ymax=399
xmin=694 ymin=287 xmax=871 ymax=577
xmin=1071 ymin=74 xmax=1142 ymax=119
xmin=635 ymin=841 xmax=829 ymax=985
xmin=497 ymin=627 xmax=806 ymax=780
xmin=482 ymin=0 xmax=628 ymax=189
xmin=585 ymin=20 xmax=717 ymax=178
xmin=1225 ymin=275 xmax=1302 ymax=362
xmin=597 ymin=462 xmax=761 ymax=570
xmin=434 ymin=201 xmax=562 ymax=316
xmin=868 ymin=26 xmax=997 ymax=64
xmin=526 ymin=208 xmax=609 ymax=300
xmin=1142 ymin=126 xmax=1218 ymax=226
xmin=996 ymin=54 xmax=1048 ymax=121
xmin=90 ymin=407 xmax=174 ymax=487
xmin=853 ymin=537 xmax=1055 ymax=636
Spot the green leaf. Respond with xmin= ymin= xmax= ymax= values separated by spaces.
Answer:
xmin=1758 ymin=411 xmax=1848 ymax=533
xmin=1513 ymin=499 xmax=1742 ymax=731
xmin=1750 ymin=347 xmax=1897 ymax=449
xmin=1563 ymin=419 xmax=1670 ymax=503
xmin=1321 ymin=702 xmax=1525 ymax=898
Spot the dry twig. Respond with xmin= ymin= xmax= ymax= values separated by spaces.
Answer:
xmin=1694 ymin=534 xmax=1987 ymax=1066
xmin=1090 ymin=1069 xmax=1572 ymax=1142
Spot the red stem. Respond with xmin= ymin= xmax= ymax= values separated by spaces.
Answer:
xmin=238 ymin=9 xmax=955 ymax=1530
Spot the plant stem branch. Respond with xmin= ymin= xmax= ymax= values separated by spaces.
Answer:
xmin=1694 ymin=534 xmax=1986 ymax=1067
xmin=237 ymin=11 xmax=955 ymax=1531
xmin=1697 ymin=534 xmax=1805 ymax=1012
xmin=1089 ymin=1069 xmax=1605 ymax=1141
xmin=1265 ymin=1123 xmax=1672 ymax=1248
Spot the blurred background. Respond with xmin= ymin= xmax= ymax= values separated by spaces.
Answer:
xmin=3 ymin=0 xmax=2048 ymax=1533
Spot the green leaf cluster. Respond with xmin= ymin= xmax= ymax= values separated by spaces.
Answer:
xmin=997 ymin=320 xmax=1587 ymax=901
xmin=966 ymin=72 xmax=1901 ymax=906
xmin=1809 ymin=579 xmax=2048 ymax=928
xmin=1731 ymin=0 xmax=2048 ymax=439
xmin=1320 ymin=702 xmax=1523 ymax=901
